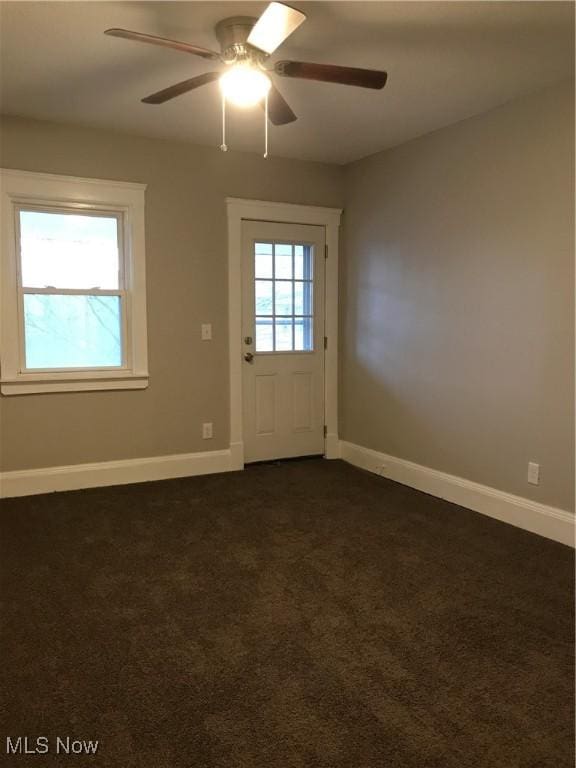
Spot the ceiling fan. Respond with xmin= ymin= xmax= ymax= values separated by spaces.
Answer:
xmin=104 ymin=2 xmax=388 ymax=126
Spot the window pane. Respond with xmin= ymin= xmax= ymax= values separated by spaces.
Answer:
xmin=24 ymin=294 xmax=122 ymax=369
xmin=294 ymin=317 xmax=313 ymax=351
xmin=294 ymin=281 xmax=313 ymax=315
xmin=252 ymin=240 xmax=314 ymax=356
xmin=275 ymin=244 xmax=292 ymax=279
xmin=255 ymin=242 xmax=272 ymax=255
xmin=255 ymin=317 xmax=273 ymax=352
xmin=255 ymin=280 xmax=273 ymax=315
xmin=294 ymin=245 xmax=313 ymax=280
xmin=274 ymin=281 xmax=292 ymax=315
xmin=20 ymin=210 xmax=119 ymax=289
xmin=275 ymin=320 xmax=293 ymax=351
xmin=255 ymin=252 xmax=272 ymax=278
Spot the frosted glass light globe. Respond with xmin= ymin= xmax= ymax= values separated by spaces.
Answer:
xmin=219 ymin=66 xmax=271 ymax=108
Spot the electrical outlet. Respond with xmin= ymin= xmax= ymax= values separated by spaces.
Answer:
xmin=201 ymin=323 xmax=212 ymax=341
xmin=202 ymin=422 xmax=213 ymax=439
xmin=527 ymin=462 xmax=540 ymax=486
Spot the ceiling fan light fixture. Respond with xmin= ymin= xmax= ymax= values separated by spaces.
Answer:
xmin=108 ymin=2 xmax=389 ymax=151
xmin=219 ymin=65 xmax=271 ymax=108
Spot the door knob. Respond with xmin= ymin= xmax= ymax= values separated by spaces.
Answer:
xmin=244 ymin=352 xmax=254 ymax=363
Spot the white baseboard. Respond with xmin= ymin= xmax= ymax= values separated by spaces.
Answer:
xmin=325 ymin=432 xmax=341 ymax=459
xmin=340 ymin=440 xmax=575 ymax=548
xmin=0 ymin=448 xmax=238 ymax=499
xmin=229 ymin=441 xmax=245 ymax=472
xmin=4 ymin=441 xmax=573 ymax=548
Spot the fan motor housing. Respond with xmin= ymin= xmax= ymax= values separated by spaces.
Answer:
xmin=215 ymin=16 xmax=264 ymax=65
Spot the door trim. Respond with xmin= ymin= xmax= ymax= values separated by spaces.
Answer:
xmin=226 ymin=197 xmax=342 ymax=468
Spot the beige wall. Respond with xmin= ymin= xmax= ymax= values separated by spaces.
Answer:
xmin=0 ymin=115 xmax=344 ymax=471
xmin=2 ymin=82 xmax=574 ymax=512
xmin=342 ymin=81 xmax=575 ymax=511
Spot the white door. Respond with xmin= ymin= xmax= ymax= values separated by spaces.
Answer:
xmin=241 ymin=220 xmax=325 ymax=463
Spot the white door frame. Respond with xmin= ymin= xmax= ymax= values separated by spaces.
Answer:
xmin=226 ymin=197 xmax=342 ymax=469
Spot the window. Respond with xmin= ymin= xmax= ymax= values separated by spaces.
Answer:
xmin=20 ymin=209 xmax=124 ymax=370
xmin=1 ymin=170 xmax=148 ymax=394
xmin=254 ymin=241 xmax=314 ymax=352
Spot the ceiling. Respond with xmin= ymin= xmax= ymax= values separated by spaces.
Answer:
xmin=0 ymin=1 xmax=573 ymax=164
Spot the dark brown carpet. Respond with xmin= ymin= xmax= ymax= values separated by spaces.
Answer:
xmin=1 ymin=458 xmax=573 ymax=767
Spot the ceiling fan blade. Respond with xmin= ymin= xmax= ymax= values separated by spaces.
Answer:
xmin=142 ymin=72 xmax=220 ymax=104
xmin=263 ymin=84 xmax=297 ymax=125
xmin=275 ymin=60 xmax=387 ymax=89
xmin=105 ymin=28 xmax=220 ymax=60
xmin=247 ymin=2 xmax=306 ymax=55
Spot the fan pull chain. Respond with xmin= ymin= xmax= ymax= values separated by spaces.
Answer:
xmin=263 ymin=92 xmax=269 ymax=159
xmin=220 ymin=93 xmax=228 ymax=152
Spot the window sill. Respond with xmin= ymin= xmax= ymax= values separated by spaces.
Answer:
xmin=1 ymin=373 xmax=149 ymax=395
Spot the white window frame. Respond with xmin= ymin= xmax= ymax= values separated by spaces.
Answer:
xmin=0 ymin=169 xmax=148 ymax=395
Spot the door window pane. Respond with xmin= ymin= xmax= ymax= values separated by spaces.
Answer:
xmin=275 ymin=244 xmax=293 ymax=279
xmin=275 ymin=320 xmax=293 ymax=351
xmin=274 ymin=281 xmax=293 ymax=315
xmin=294 ymin=317 xmax=314 ymax=352
xmin=254 ymin=241 xmax=315 ymax=352
xmin=24 ymin=294 xmax=122 ymax=369
xmin=255 ymin=318 xmax=273 ymax=352
xmin=255 ymin=249 xmax=273 ymax=278
xmin=294 ymin=245 xmax=312 ymax=280
xmin=255 ymin=280 xmax=273 ymax=315
xmin=294 ymin=281 xmax=313 ymax=315
xmin=20 ymin=210 xmax=119 ymax=289
xmin=255 ymin=242 xmax=273 ymax=255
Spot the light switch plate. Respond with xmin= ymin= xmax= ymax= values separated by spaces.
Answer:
xmin=201 ymin=323 xmax=212 ymax=341
xmin=527 ymin=462 xmax=540 ymax=485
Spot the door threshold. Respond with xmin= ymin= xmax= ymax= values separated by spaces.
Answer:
xmin=246 ymin=454 xmax=324 ymax=467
